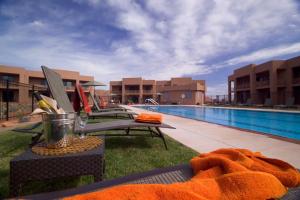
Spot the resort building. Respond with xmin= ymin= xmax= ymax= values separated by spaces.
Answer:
xmin=0 ymin=65 xmax=94 ymax=104
xmin=110 ymin=77 xmax=206 ymax=105
xmin=95 ymin=89 xmax=110 ymax=104
xmin=228 ymin=55 xmax=300 ymax=105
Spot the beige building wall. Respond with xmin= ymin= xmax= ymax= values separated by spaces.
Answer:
xmin=228 ymin=55 xmax=300 ymax=105
xmin=0 ymin=65 xmax=94 ymax=104
xmin=110 ymin=77 xmax=206 ymax=105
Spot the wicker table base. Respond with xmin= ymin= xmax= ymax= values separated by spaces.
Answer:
xmin=9 ymin=136 xmax=105 ymax=197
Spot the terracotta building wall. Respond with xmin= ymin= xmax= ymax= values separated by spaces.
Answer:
xmin=0 ymin=65 xmax=94 ymax=104
xmin=110 ymin=77 xmax=206 ymax=105
xmin=228 ymin=55 xmax=300 ymax=105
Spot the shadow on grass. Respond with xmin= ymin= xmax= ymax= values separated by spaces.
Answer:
xmin=0 ymin=168 xmax=9 ymax=199
xmin=105 ymin=136 xmax=153 ymax=149
xmin=0 ymin=132 xmax=31 ymax=157
xmin=0 ymin=122 xmax=197 ymax=198
xmin=88 ymin=116 xmax=131 ymax=123
xmin=20 ymin=176 xmax=94 ymax=197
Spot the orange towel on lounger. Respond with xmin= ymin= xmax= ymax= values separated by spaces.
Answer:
xmin=135 ymin=113 xmax=162 ymax=124
xmin=64 ymin=148 xmax=300 ymax=200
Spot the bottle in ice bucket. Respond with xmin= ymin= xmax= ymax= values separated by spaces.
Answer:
xmin=33 ymin=91 xmax=57 ymax=113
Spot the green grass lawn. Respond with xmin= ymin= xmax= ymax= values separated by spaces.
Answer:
xmin=0 ymin=116 xmax=197 ymax=198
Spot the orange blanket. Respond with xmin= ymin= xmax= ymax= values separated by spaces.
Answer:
xmin=65 ymin=148 xmax=300 ymax=200
xmin=135 ymin=113 xmax=162 ymax=124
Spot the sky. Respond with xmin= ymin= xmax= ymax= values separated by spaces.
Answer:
xmin=0 ymin=0 xmax=300 ymax=95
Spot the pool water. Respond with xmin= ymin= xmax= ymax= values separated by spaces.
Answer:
xmin=137 ymin=106 xmax=300 ymax=140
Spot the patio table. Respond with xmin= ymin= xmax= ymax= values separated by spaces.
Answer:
xmin=9 ymin=136 xmax=105 ymax=197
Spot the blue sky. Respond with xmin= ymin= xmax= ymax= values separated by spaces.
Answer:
xmin=0 ymin=0 xmax=300 ymax=94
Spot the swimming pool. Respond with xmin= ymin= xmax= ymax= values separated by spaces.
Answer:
xmin=136 ymin=106 xmax=300 ymax=140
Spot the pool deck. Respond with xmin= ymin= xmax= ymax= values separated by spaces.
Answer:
xmin=123 ymin=105 xmax=300 ymax=168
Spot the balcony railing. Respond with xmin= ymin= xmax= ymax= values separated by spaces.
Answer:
xmin=125 ymin=90 xmax=140 ymax=94
xmin=143 ymin=89 xmax=153 ymax=94
xmin=29 ymin=87 xmax=48 ymax=91
xmin=111 ymin=90 xmax=122 ymax=94
xmin=0 ymin=84 xmax=19 ymax=89
xmin=29 ymin=83 xmax=48 ymax=88
xmin=256 ymin=80 xmax=269 ymax=87
xmin=0 ymin=77 xmax=18 ymax=83
xmin=277 ymin=79 xmax=286 ymax=86
xmin=236 ymin=84 xmax=250 ymax=90
xmin=64 ymin=86 xmax=75 ymax=90
xmin=293 ymin=77 xmax=300 ymax=85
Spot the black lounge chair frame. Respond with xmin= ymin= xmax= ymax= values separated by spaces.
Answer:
xmin=41 ymin=66 xmax=175 ymax=150
xmin=21 ymin=163 xmax=300 ymax=200
xmin=12 ymin=122 xmax=44 ymax=146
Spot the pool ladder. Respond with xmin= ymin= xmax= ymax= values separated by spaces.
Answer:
xmin=145 ymin=98 xmax=159 ymax=105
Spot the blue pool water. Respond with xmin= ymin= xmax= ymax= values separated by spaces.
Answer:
xmin=137 ymin=106 xmax=300 ymax=140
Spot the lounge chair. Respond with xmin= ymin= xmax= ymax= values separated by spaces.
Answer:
xmin=94 ymin=92 xmax=123 ymax=109
xmin=256 ymin=98 xmax=273 ymax=108
xmin=87 ymin=87 xmax=129 ymax=112
xmin=75 ymin=84 xmax=136 ymax=119
xmin=41 ymin=66 xmax=175 ymax=149
xmin=12 ymin=122 xmax=44 ymax=146
xmin=21 ymin=163 xmax=300 ymax=200
xmin=89 ymin=92 xmax=101 ymax=111
xmin=275 ymin=97 xmax=296 ymax=109
xmin=238 ymin=98 xmax=252 ymax=106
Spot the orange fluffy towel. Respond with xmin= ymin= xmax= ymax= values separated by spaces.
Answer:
xmin=135 ymin=113 xmax=163 ymax=124
xmin=65 ymin=148 xmax=300 ymax=200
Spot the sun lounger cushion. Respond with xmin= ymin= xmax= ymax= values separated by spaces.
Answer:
xmin=41 ymin=66 xmax=74 ymax=113
xmin=73 ymin=87 xmax=81 ymax=112
xmin=135 ymin=113 xmax=162 ymax=124
xmin=75 ymin=119 xmax=174 ymax=134
xmin=76 ymin=84 xmax=92 ymax=113
xmin=65 ymin=148 xmax=300 ymax=200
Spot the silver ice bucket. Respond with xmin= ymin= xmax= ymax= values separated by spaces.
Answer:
xmin=42 ymin=113 xmax=76 ymax=148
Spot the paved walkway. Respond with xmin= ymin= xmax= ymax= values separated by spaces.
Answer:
xmin=123 ymin=105 xmax=300 ymax=168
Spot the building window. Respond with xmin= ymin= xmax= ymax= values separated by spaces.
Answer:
xmin=63 ymin=81 xmax=74 ymax=90
xmin=63 ymin=81 xmax=73 ymax=87
xmin=1 ymin=75 xmax=14 ymax=82
xmin=293 ymin=66 xmax=300 ymax=78
xmin=163 ymin=92 xmax=169 ymax=101
xmin=42 ymin=79 xmax=47 ymax=86
xmin=185 ymin=91 xmax=192 ymax=99
xmin=256 ymin=72 xmax=269 ymax=82
xmin=2 ymin=90 xmax=15 ymax=102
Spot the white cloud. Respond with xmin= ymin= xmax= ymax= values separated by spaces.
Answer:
xmin=73 ymin=0 xmax=102 ymax=6
xmin=29 ymin=20 xmax=45 ymax=28
xmin=225 ymin=42 xmax=300 ymax=66
xmin=206 ymin=83 xmax=228 ymax=96
xmin=0 ymin=0 xmax=300 ymax=90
